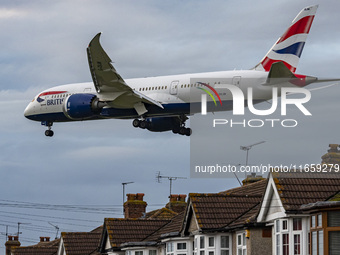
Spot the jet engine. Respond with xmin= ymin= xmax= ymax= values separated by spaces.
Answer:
xmin=62 ymin=94 xmax=105 ymax=120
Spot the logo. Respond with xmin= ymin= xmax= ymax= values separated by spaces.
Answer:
xmin=196 ymin=82 xmax=223 ymax=107
xmin=197 ymin=83 xmax=311 ymax=128
xmin=196 ymin=82 xmax=223 ymax=115
xmin=36 ymin=91 xmax=67 ymax=104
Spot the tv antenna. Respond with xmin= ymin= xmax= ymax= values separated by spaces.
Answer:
xmin=122 ymin=182 xmax=134 ymax=214
xmin=0 ymin=226 xmax=15 ymax=240
xmin=240 ymin=141 xmax=266 ymax=177
xmin=156 ymin=172 xmax=187 ymax=210
xmin=48 ymin=222 xmax=60 ymax=240
xmin=240 ymin=141 xmax=266 ymax=166
xmin=17 ymin=222 xmax=30 ymax=238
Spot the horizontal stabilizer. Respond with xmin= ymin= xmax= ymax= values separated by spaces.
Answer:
xmin=265 ymin=61 xmax=296 ymax=85
xmin=264 ymin=61 xmax=318 ymax=87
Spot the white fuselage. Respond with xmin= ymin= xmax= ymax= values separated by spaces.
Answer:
xmin=24 ymin=69 xmax=273 ymax=122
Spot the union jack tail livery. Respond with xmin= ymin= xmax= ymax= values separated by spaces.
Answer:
xmin=255 ymin=5 xmax=318 ymax=73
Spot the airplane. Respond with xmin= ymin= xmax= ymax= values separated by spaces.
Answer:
xmin=24 ymin=5 xmax=336 ymax=137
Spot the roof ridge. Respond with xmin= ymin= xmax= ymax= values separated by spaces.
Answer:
xmin=220 ymin=179 xmax=267 ymax=194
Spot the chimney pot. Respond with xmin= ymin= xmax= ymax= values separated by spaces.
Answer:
xmin=46 ymin=237 xmax=50 ymax=242
xmin=126 ymin=194 xmax=136 ymax=201
xmin=179 ymin=194 xmax=187 ymax=202
xmin=136 ymin=193 xmax=145 ymax=201
xmin=170 ymin=195 xmax=177 ymax=202
xmin=13 ymin=236 xmax=18 ymax=241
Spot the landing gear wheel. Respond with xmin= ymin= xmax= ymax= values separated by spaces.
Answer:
xmin=45 ymin=130 xmax=54 ymax=137
xmin=139 ymin=120 xmax=147 ymax=129
xmin=172 ymin=126 xmax=180 ymax=134
xmin=42 ymin=121 xmax=54 ymax=137
xmin=179 ymin=127 xmax=187 ymax=135
xmin=185 ymin=128 xmax=192 ymax=136
xmin=132 ymin=119 xmax=140 ymax=128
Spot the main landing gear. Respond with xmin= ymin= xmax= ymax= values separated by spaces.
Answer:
xmin=132 ymin=117 xmax=192 ymax=136
xmin=42 ymin=121 xmax=54 ymax=137
xmin=172 ymin=126 xmax=192 ymax=136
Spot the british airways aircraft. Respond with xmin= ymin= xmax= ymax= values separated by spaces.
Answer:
xmin=24 ymin=5 xmax=333 ymax=137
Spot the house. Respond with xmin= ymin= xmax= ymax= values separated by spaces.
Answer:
xmin=8 ymin=144 xmax=340 ymax=255
xmin=57 ymin=226 xmax=102 ymax=255
xmin=257 ymin=171 xmax=340 ymax=255
xmin=181 ymin=178 xmax=269 ymax=255
xmin=98 ymin=193 xmax=187 ymax=255
xmin=10 ymin=236 xmax=59 ymax=255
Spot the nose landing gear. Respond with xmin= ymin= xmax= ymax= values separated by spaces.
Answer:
xmin=42 ymin=121 xmax=54 ymax=137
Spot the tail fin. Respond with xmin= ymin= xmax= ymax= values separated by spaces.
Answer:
xmin=254 ymin=5 xmax=318 ymax=73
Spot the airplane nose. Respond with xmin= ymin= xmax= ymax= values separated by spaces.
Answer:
xmin=24 ymin=103 xmax=34 ymax=119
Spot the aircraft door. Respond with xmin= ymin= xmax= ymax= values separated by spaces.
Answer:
xmin=170 ymin=80 xmax=179 ymax=95
xmin=232 ymin=76 xmax=241 ymax=87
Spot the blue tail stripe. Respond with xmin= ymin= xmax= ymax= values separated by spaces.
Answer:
xmin=273 ymin=42 xmax=305 ymax=57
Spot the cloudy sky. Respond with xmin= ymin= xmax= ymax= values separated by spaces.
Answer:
xmin=1 ymin=0 xmax=340 ymax=251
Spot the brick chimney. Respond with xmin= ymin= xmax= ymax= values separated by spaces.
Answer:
xmin=166 ymin=194 xmax=187 ymax=213
xmin=124 ymin=193 xmax=147 ymax=218
xmin=321 ymin=144 xmax=340 ymax=165
xmin=39 ymin=237 xmax=50 ymax=242
xmin=5 ymin=236 xmax=20 ymax=255
xmin=242 ymin=173 xmax=265 ymax=186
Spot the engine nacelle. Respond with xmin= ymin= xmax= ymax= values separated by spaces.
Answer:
xmin=145 ymin=117 xmax=179 ymax=132
xmin=63 ymin=94 xmax=103 ymax=120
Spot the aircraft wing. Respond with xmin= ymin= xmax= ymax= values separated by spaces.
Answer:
xmin=87 ymin=33 xmax=163 ymax=115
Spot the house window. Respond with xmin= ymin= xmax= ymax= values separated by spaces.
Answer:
xmin=328 ymin=211 xmax=340 ymax=227
xmin=276 ymin=234 xmax=280 ymax=255
xmin=149 ymin=250 xmax=156 ymax=255
xmin=329 ymin=231 xmax=340 ymax=254
xmin=237 ymin=232 xmax=246 ymax=255
xmin=310 ymin=214 xmax=323 ymax=255
xmin=177 ymin=243 xmax=187 ymax=250
xmin=293 ymin=218 xmax=302 ymax=231
xmin=220 ymin=235 xmax=230 ymax=255
xmin=317 ymin=214 xmax=322 ymax=227
xmin=275 ymin=218 xmax=303 ymax=255
xmin=311 ymin=216 xmax=316 ymax=228
xmin=200 ymin=236 xmax=205 ymax=249
xmin=136 ymin=251 xmax=143 ymax=255
xmin=282 ymin=220 xmax=288 ymax=231
xmin=167 ymin=243 xmax=174 ymax=253
xmin=208 ymin=237 xmax=214 ymax=247
xmin=282 ymin=233 xmax=289 ymax=255
xmin=294 ymin=234 xmax=301 ymax=255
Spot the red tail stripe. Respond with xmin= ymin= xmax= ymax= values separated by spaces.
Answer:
xmin=261 ymin=57 xmax=296 ymax=73
xmin=278 ymin=15 xmax=315 ymax=43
